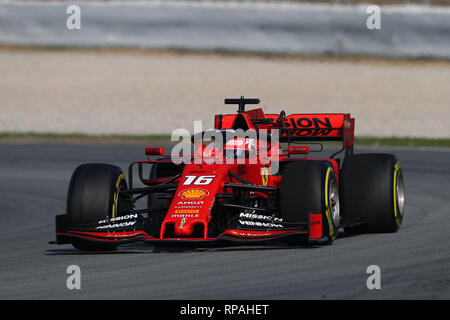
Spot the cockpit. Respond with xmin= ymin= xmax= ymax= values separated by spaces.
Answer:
xmin=192 ymin=129 xmax=279 ymax=161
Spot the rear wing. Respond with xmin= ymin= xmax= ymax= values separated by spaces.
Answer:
xmin=215 ymin=98 xmax=355 ymax=154
xmin=264 ymin=113 xmax=354 ymax=145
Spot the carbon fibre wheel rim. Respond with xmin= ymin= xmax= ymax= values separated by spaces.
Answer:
xmin=329 ymin=179 xmax=340 ymax=226
xmin=396 ymin=170 xmax=405 ymax=217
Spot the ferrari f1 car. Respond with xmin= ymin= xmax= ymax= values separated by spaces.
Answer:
xmin=54 ymin=97 xmax=405 ymax=251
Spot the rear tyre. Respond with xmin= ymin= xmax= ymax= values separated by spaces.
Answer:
xmin=341 ymin=154 xmax=405 ymax=234
xmin=67 ymin=163 xmax=129 ymax=251
xmin=280 ymin=161 xmax=340 ymax=244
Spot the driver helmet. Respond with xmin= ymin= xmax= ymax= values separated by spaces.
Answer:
xmin=224 ymin=137 xmax=256 ymax=159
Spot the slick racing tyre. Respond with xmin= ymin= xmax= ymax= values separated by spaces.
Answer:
xmin=341 ymin=154 xmax=405 ymax=234
xmin=67 ymin=163 xmax=129 ymax=251
xmin=280 ymin=161 xmax=340 ymax=244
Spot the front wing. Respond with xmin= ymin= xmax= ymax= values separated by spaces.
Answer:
xmin=54 ymin=212 xmax=327 ymax=247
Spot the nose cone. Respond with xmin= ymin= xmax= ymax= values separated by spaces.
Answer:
xmin=176 ymin=218 xmax=193 ymax=236
xmin=162 ymin=164 xmax=230 ymax=239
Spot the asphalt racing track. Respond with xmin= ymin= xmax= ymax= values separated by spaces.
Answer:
xmin=0 ymin=142 xmax=449 ymax=299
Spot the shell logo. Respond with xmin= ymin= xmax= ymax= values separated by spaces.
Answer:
xmin=179 ymin=188 xmax=209 ymax=199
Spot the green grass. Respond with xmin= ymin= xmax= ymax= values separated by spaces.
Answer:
xmin=0 ymin=132 xmax=172 ymax=143
xmin=0 ymin=132 xmax=449 ymax=148
xmin=355 ymin=136 xmax=450 ymax=148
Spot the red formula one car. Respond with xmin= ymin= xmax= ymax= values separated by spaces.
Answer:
xmin=54 ymin=97 xmax=405 ymax=251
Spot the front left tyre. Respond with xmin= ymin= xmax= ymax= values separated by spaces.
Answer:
xmin=280 ymin=161 xmax=340 ymax=244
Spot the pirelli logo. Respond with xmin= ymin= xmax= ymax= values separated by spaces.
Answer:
xmin=174 ymin=209 xmax=199 ymax=214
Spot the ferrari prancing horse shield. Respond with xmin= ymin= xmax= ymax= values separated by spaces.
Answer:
xmin=261 ymin=167 xmax=269 ymax=186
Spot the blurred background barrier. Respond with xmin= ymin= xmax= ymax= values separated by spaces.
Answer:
xmin=0 ymin=1 xmax=450 ymax=59
xmin=1 ymin=1 xmax=449 ymax=139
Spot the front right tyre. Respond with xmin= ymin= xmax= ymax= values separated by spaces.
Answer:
xmin=66 ymin=163 xmax=129 ymax=251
